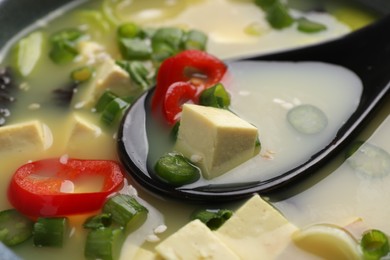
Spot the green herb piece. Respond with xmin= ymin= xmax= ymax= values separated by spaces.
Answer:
xmin=84 ymin=227 xmax=123 ymax=260
xmin=117 ymin=22 xmax=141 ymax=39
xmin=100 ymin=97 xmax=130 ymax=126
xmin=199 ymin=83 xmax=230 ymax=109
xmin=103 ymin=195 xmax=148 ymax=231
xmin=116 ymin=60 xmax=152 ymax=90
xmin=83 ymin=213 xmax=112 ymax=230
xmin=255 ymin=135 xmax=262 ymax=154
xmin=118 ymin=38 xmax=152 ymax=60
xmin=287 ymin=104 xmax=328 ymax=134
xmin=71 ymin=66 xmax=94 ymax=83
xmin=155 ymin=152 xmax=200 ymax=187
xmin=95 ymin=90 xmax=119 ymax=113
xmin=14 ymin=31 xmax=45 ymax=77
xmin=191 ymin=209 xmax=233 ymax=230
xmin=170 ymin=121 xmax=181 ymax=141
xmin=346 ymin=142 xmax=390 ymax=178
xmin=297 ymin=17 xmax=327 ymax=33
xmin=33 ymin=217 xmax=67 ymax=247
xmin=182 ymin=29 xmax=207 ymax=51
xmin=151 ymin=27 xmax=184 ymax=61
xmin=266 ymin=1 xmax=294 ymax=29
xmin=49 ymin=28 xmax=84 ymax=64
xmin=360 ymin=229 xmax=390 ymax=260
xmin=0 ymin=209 xmax=34 ymax=246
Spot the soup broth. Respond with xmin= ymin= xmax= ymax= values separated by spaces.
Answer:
xmin=0 ymin=0 xmax=385 ymax=259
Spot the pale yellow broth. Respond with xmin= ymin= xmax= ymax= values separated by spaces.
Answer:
xmin=0 ymin=0 xmax=383 ymax=259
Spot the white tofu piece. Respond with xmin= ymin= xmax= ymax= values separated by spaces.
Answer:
xmin=72 ymin=41 xmax=134 ymax=108
xmin=67 ymin=114 xmax=102 ymax=140
xmin=156 ymin=219 xmax=239 ymax=260
xmin=133 ymin=248 xmax=160 ymax=260
xmin=65 ymin=114 xmax=110 ymax=157
xmin=215 ymin=194 xmax=298 ymax=260
xmin=174 ymin=104 xmax=259 ymax=179
xmin=0 ymin=120 xmax=52 ymax=154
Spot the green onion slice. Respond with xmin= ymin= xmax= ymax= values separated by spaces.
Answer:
xmin=33 ymin=217 xmax=68 ymax=247
xmin=71 ymin=66 xmax=94 ymax=83
xmin=118 ymin=38 xmax=152 ymax=60
xmin=84 ymin=227 xmax=123 ymax=260
xmin=182 ymin=29 xmax=207 ymax=51
xmin=49 ymin=28 xmax=84 ymax=64
xmin=265 ymin=1 xmax=294 ymax=29
xmin=116 ymin=60 xmax=152 ymax=90
xmin=103 ymin=194 xmax=148 ymax=230
xmin=95 ymin=90 xmax=118 ymax=113
xmin=360 ymin=229 xmax=390 ymax=260
xmin=117 ymin=22 xmax=141 ymax=39
xmin=0 ymin=209 xmax=34 ymax=246
xmin=199 ymin=83 xmax=230 ymax=109
xmin=297 ymin=17 xmax=327 ymax=33
xmin=83 ymin=213 xmax=112 ymax=230
xmin=191 ymin=209 xmax=233 ymax=230
xmin=100 ymin=97 xmax=130 ymax=126
xmin=154 ymin=152 xmax=200 ymax=187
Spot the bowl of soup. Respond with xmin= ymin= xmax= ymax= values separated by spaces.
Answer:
xmin=0 ymin=0 xmax=388 ymax=259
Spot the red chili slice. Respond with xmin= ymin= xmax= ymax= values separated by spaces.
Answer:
xmin=8 ymin=158 xmax=124 ymax=218
xmin=151 ymin=50 xmax=227 ymax=111
xmin=163 ymin=81 xmax=204 ymax=124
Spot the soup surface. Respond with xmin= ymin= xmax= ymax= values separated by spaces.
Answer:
xmin=0 ymin=0 xmax=385 ymax=259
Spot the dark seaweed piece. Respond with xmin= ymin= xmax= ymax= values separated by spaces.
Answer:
xmin=0 ymin=67 xmax=17 ymax=126
xmin=52 ymin=82 xmax=78 ymax=106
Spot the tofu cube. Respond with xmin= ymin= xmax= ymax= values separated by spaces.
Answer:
xmin=215 ymin=194 xmax=298 ymax=259
xmin=174 ymin=104 xmax=258 ymax=179
xmin=0 ymin=120 xmax=52 ymax=154
xmin=72 ymin=58 xmax=131 ymax=108
xmin=67 ymin=114 xmax=102 ymax=141
xmin=65 ymin=114 xmax=114 ymax=158
xmin=72 ymin=41 xmax=134 ymax=108
xmin=156 ymin=219 xmax=239 ymax=260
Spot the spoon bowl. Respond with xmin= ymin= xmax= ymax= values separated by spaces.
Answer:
xmin=117 ymin=15 xmax=390 ymax=202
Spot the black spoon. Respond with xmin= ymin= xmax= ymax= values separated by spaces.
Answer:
xmin=117 ymin=15 xmax=390 ymax=202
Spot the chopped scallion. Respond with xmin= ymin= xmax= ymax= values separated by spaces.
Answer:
xmin=182 ymin=29 xmax=207 ymax=51
xmin=118 ymin=38 xmax=152 ymax=60
xmin=199 ymin=83 xmax=230 ymax=109
xmin=49 ymin=28 xmax=84 ymax=64
xmin=70 ymin=66 xmax=94 ymax=83
xmin=0 ymin=209 xmax=34 ymax=246
xmin=154 ymin=152 xmax=200 ymax=187
xmin=360 ymin=229 xmax=390 ymax=260
xmin=266 ymin=1 xmax=294 ymax=29
xmin=103 ymin=195 xmax=148 ymax=230
xmin=117 ymin=22 xmax=141 ymax=39
xmin=95 ymin=90 xmax=118 ymax=113
xmin=297 ymin=17 xmax=327 ymax=33
xmin=83 ymin=213 xmax=112 ymax=230
xmin=151 ymin=27 xmax=184 ymax=61
xmin=116 ymin=60 xmax=153 ymax=90
xmin=100 ymin=97 xmax=130 ymax=126
xmin=191 ymin=209 xmax=233 ymax=230
xmin=33 ymin=217 xmax=67 ymax=247
xmin=84 ymin=227 xmax=123 ymax=260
